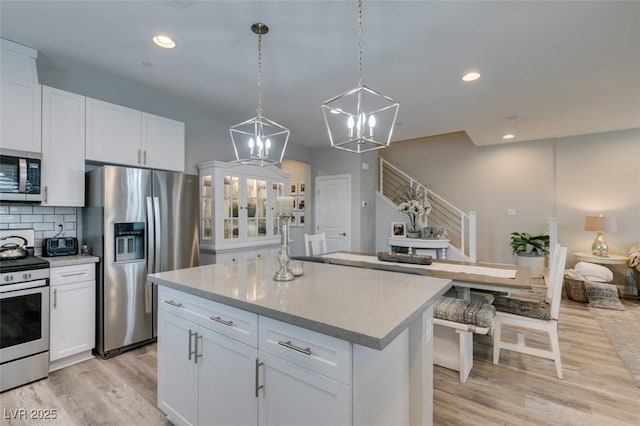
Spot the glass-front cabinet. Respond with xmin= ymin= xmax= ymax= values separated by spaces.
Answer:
xmin=198 ymin=161 xmax=289 ymax=263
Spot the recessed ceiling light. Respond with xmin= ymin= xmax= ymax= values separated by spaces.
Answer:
xmin=152 ymin=35 xmax=176 ymax=49
xmin=503 ymin=134 xmax=515 ymax=139
xmin=462 ymin=72 xmax=481 ymax=82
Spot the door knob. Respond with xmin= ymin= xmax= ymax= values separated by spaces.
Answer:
xmin=339 ymin=232 xmax=347 ymax=236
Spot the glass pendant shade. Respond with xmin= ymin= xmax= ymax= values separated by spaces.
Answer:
xmin=322 ymin=85 xmax=399 ymax=153
xmin=230 ymin=115 xmax=290 ymax=166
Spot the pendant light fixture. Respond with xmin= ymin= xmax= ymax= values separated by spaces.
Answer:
xmin=321 ymin=0 xmax=399 ymax=153
xmin=230 ymin=23 xmax=290 ymax=166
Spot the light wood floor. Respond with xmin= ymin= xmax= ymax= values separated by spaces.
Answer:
xmin=2 ymin=299 xmax=639 ymax=426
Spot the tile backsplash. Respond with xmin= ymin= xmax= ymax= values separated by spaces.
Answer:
xmin=0 ymin=203 xmax=79 ymax=255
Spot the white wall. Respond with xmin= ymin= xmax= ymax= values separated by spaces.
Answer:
xmin=37 ymin=60 xmax=311 ymax=174
xmin=380 ymin=129 xmax=640 ymax=293
xmin=281 ymin=158 xmax=311 ymax=256
xmin=309 ymin=147 xmax=380 ymax=252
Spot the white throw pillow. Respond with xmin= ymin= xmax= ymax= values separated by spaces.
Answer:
xmin=574 ymin=261 xmax=613 ymax=283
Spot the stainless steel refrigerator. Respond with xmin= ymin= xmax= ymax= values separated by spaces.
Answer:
xmin=84 ymin=166 xmax=199 ymax=358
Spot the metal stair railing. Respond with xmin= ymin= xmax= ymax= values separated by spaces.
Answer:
xmin=379 ymin=157 xmax=477 ymax=261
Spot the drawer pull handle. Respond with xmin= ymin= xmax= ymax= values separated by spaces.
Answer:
xmin=60 ymin=272 xmax=86 ymax=278
xmin=278 ymin=340 xmax=312 ymax=356
xmin=195 ymin=333 xmax=203 ymax=364
xmin=165 ymin=300 xmax=183 ymax=308
xmin=188 ymin=329 xmax=196 ymax=361
xmin=211 ymin=316 xmax=234 ymax=327
xmin=255 ymin=358 xmax=264 ymax=397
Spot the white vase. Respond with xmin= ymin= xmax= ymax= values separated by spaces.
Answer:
xmin=516 ymin=254 xmax=545 ymax=278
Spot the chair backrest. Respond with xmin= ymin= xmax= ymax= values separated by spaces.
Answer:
xmin=545 ymin=243 xmax=562 ymax=300
xmin=548 ymin=246 xmax=568 ymax=320
xmin=304 ymin=233 xmax=327 ymax=256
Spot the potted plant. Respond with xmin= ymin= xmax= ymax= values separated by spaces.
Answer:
xmin=509 ymin=232 xmax=550 ymax=278
xmin=398 ymin=185 xmax=431 ymax=238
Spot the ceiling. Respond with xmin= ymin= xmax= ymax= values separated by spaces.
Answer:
xmin=1 ymin=1 xmax=639 ymax=149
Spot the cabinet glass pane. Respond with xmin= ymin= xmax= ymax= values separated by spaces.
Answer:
xmin=272 ymin=182 xmax=284 ymax=236
xmin=257 ymin=199 xmax=266 ymax=217
xmin=247 ymin=218 xmax=257 ymax=238
xmin=202 ymin=219 xmax=212 ymax=239
xmin=258 ymin=180 xmax=267 ymax=198
xmin=224 ymin=219 xmax=239 ymax=239
xmin=247 ymin=201 xmax=256 ymax=218
xmin=258 ymin=219 xmax=266 ymax=237
xmin=201 ymin=175 xmax=213 ymax=241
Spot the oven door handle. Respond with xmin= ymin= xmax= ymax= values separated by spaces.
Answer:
xmin=0 ymin=279 xmax=48 ymax=294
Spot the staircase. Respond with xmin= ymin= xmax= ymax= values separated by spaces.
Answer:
xmin=378 ymin=158 xmax=477 ymax=261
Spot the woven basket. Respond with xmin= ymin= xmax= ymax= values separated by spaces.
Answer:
xmin=564 ymin=277 xmax=588 ymax=303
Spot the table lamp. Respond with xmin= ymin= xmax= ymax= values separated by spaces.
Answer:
xmin=584 ymin=215 xmax=608 ymax=257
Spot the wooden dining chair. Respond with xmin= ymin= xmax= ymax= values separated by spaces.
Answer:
xmin=304 ymin=233 xmax=327 ymax=256
xmin=492 ymin=245 xmax=568 ymax=379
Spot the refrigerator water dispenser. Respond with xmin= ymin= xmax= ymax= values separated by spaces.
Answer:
xmin=114 ymin=222 xmax=145 ymax=262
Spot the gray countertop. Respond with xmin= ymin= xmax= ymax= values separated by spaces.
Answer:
xmin=45 ymin=255 xmax=100 ymax=267
xmin=148 ymin=258 xmax=451 ymax=350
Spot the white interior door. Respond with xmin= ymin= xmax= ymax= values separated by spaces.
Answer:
xmin=315 ymin=174 xmax=351 ymax=253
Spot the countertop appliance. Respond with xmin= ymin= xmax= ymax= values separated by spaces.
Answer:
xmin=0 ymin=149 xmax=42 ymax=202
xmin=42 ymin=237 xmax=78 ymax=257
xmin=0 ymin=230 xmax=50 ymax=392
xmin=84 ymin=166 xmax=199 ymax=358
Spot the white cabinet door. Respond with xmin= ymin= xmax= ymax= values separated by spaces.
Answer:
xmin=258 ymin=350 xmax=351 ymax=426
xmin=141 ymin=112 xmax=185 ymax=172
xmin=198 ymin=327 xmax=258 ymax=426
xmin=85 ymin=97 xmax=141 ymax=166
xmin=41 ymin=86 xmax=85 ymax=206
xmin=157 ymin=310 xmax=198 ymax=426
xmin=49 ymin=280 xmax=95 ymax=361
xmin=0 ymin=77 xmax=41 ymax=153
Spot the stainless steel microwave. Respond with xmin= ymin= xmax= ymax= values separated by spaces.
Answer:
xmin=0 ymin=149 xmax=42 ymax=202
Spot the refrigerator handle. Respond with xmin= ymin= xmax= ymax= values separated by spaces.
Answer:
xmin=146 ymin=196 xmax=155 ymax=274
xmin=144 ymin=282 xmax=152 ymax=314
xmin=153 ymin=196 xmax=161 ymax=272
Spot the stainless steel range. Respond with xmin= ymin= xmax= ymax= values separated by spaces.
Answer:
xmin=0 ymin=229 xmax=50 ymax=392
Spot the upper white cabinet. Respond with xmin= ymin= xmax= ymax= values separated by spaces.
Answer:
xmin=141 ymin=112 xmax=185 ymax=172
xmin=41 ymin=86 xmax=85 ymax=206
xmin=85 ymin=97 xmax=185 ymax=172
xmin=0 ymin=76 xmax=41 ymax=153
xmin=197 ymin=161 xmax=289 ymax=257
xmin=85 ymin=97 xmax=140 ymax=166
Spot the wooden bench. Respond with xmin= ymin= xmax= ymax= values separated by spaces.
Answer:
xmin=433 ymin=297 xmax=495 ymax=383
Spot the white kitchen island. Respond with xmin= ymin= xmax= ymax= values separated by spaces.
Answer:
xmin=148 ymin=257 xmax=451 ymax=426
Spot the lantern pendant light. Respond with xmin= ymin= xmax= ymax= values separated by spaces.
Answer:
xmin=321 ymin=0 xmax=399 ymax=153
xmin=230 ymin=23 xmax=290 ymax=166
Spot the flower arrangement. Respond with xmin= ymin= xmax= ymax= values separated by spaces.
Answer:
xmin=398 ymin=185 xmax=431 ymax=233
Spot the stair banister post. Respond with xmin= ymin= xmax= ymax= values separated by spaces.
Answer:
xmin=468 ymin=211 xmax=477 ymax=263
xmin=379 ymin=157 xmax=384 ymax=192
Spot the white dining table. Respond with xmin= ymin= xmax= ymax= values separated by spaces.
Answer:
xmin=319 ymin=252 xmax=540 ymax=301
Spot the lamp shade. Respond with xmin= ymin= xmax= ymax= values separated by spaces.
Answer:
xmin=584 ymin=215 xmax=607 ymax=232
